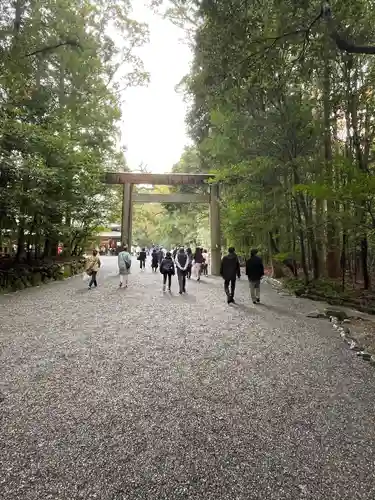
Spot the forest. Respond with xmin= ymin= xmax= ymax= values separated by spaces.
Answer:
xmin=157 ymin=0 xmax=375 ymax=306
xmin=4 ymin=0 xmax=375 ymax=306
xmin=0 ymin=0 xmax=148 ymax=261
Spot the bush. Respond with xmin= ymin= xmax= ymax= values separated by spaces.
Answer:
xmin=0 ymin=258 xmax=87 ymax=294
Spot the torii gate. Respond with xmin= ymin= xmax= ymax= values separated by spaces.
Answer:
xmin=105 ymin=172 xmax=221 ymax=275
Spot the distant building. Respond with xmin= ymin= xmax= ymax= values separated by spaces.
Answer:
xmin=98 ymin=224 xmax=122 ymax=251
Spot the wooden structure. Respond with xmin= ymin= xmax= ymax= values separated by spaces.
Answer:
xmin=105 ymin=172 xmax=221 ymax=275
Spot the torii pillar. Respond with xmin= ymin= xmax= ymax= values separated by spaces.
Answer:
xmin=121 ymin=183 xmax=133 ymax=250
xmin=209 ymin=184 xmax=221 ymax=275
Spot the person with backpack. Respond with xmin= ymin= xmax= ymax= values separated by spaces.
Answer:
xmin=175 ymin=247 xmax=189 ymax=294
xmin=118 ymin=245 xmax=131 ymax=288
xmin=220 ymin=247 xmax=241 ymax=304
xmin=160 ymin=251 xmax=175 ymax=292
xmin=245 ymin=248 xmax=265 ymax=304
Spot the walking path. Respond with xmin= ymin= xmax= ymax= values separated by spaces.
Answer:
xmin=1 ymin=256 xmax=375 ymax=499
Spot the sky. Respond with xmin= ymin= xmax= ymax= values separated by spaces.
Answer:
xmin=120 ymin=3 xmax=193 ymax=174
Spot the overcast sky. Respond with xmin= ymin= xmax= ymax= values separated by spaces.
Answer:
xmin=120 ymin=3 xmax=193 ymax=173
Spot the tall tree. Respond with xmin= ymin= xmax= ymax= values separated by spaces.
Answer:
xmin=182 ymin=0 xmax=375 ymax=288
xmin=0 ymin=0 xmax=148 ymax=259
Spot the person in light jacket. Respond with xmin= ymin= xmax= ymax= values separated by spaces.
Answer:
xmin=175 ymin=248 xmax=189 ymax=294
xmin=86 ymin=249 xmax=101 ymax=289
xmin=118 ymin=245 xmax=131 ymax=288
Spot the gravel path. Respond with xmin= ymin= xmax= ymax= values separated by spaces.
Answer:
xmin=1 ymin=256 xmax=375 ymax=499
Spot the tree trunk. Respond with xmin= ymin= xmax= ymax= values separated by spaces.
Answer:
xmin=292 ymin=165 xmax=319 ymax=279
xmin=293 ymin=197 xmax=309 ymax=283
xmin=14 ymin=0 xmax=25 ymax=34
xmin=323 ymin=29 xmax=340 ymax=278
xmin=16 ymin=226 xmax=25 ymax=261
xmin=350 ymin=63 xmax=370 ymax=289
xmin=361 ymin=238 xmax=370 ymax=290
xmin=315 ymin=198 xmax=325 ymax=271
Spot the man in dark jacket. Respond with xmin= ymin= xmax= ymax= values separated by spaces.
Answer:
xmin=245 ymin=249 xmax=264 ymax=304
xmin=220 ymin=247 xmax=241 ymax=304
xmin=138 ymin=248 xmax=147 ymax=271
xmin=175 ymin=247 xmax=189 ymax=294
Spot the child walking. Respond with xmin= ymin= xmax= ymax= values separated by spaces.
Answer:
xmin=160 ymin=251 xmax=175 ymax=292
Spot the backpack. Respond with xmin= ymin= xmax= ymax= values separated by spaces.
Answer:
xmin=162 ymin=259 xmax=174 ymax=273
xmin=121 ymin=252 xmax=131 ymax=270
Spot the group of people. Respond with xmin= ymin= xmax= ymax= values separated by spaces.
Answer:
xmin=157 ymin=247 xmax=209 ymax=294
xmin=85 ymin=244 xmax=265 ymax=305
xmin=220 ymin=247 xmax=264 ymax=304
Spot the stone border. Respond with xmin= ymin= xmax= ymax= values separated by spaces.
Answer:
xmin=264 ymin=276 xmax=375 ymax=367
xmin=328 ymin=315 xmax=375 ymax=367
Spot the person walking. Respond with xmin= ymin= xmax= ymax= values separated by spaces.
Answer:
xmin=220 ymin=247 xmax=241 ymax=304
xmin=202 ymin=249 xmax=209 ymax=276
xmin=186 ymin=247 xmax=193 ymax=279
xmin=138 ymin=247 xmax=147 ymax=271
xmin=193 ymin=247 xmax=204 ymax=281
xmin=160 ymin=251 xmax=175 ymax=292
xmin=86 ymin=249 xmax=101 ymax=289
xmin=158 ymin=248 xmax=164 ymax=266
xmin=175 ymin=247 xmax=189 ymax=294
xmin=118 ymin=245 xmax=131 ymax=288
xmin=151 ymin=249 xmax=159 ymax=272
xmin=246 ymin=248 xmax=264 ymax=304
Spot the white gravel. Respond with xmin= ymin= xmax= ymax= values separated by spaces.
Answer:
xmin=1 ymin=256 xmax=375 ymax=499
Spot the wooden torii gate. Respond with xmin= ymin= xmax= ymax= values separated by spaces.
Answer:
xmin=105 ymin=172 xmax=221 ymax=275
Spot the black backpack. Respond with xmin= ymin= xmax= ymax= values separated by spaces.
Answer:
xmin=163 ymin=259 xmax=174 ymax=273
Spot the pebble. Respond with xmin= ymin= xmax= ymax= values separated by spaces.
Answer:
xmin=1 ymin=257 xmax=375 ymax=499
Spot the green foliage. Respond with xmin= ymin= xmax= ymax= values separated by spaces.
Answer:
xmin=181 ymin=0 xmax=375 ymax=288
xmin=0 ymin=0 xmax=148 ymax=259
xmin=122 ymin=146 xmax=210 ymax=249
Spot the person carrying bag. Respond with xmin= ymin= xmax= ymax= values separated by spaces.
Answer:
xmin=118 ymin=245 xmax=131 ymax=288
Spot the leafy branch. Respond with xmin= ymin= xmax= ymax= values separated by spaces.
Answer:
xmin=25 ymin=40 xmax=82 ymax=57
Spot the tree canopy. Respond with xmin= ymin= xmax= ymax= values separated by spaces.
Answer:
xmin=169 ymin=0 xmax=375 ymax=289
xmin=0 ymin=0 xmax=148 ymax=259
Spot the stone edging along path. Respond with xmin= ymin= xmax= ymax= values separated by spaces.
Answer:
xmin=327 ymin=315 xmax=375 ymax=367
xmin=263 ymin=276 xmax=375 ymax=368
